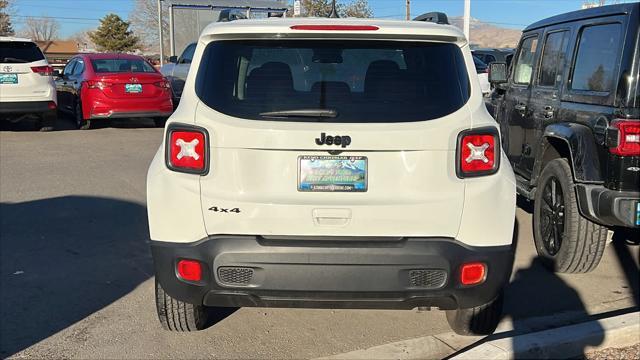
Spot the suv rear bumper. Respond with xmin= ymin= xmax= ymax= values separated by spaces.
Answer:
xmin=0 ymin=101 xmax=55 ymax=115
xmin=576 ymin=184 xmax=640 ymax=228
xmin=151 ymin=236 xmax=513 ymax=310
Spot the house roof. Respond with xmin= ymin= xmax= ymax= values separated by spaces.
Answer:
xmin=36 ymin=40 xmax=79 ymax=55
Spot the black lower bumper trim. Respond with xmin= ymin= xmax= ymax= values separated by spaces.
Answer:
xmin=0 ymin=101 xmax=54 ymax=115
xmin=576 ymin=184 xmax=640 ymax=228
xmin=151 ymin=236 xmax=514 ymax=310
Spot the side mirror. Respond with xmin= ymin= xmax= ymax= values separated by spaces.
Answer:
xmin=168 ymin=56 xmax=178 ymax=64
xmin=53 ymin=69 xmax=61 ymax=78
xmin=489 ymin=62 xmax=508 ymax=84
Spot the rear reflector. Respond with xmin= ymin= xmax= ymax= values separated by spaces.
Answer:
xmin=31 ymin=65 xmax=53 ymax=76
xmin=290 ymin=25 xmax=379 ymax=31
xmin=47 ymin=101 xmax=57 ymax=110
xmin=609 ymin=119 xmax=640 ymax=156
xmin=166 ymin=125 xmax=209 ymax=175
xmin=457 ymin=127 xmax=500 ymax=178
xmin=177 ymin=259 xmax=202 ymax=282
xmin=460 ymin=262 xmax=486 ymax=286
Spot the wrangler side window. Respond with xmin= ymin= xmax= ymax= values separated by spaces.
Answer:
xmin=538 ymin=31 xmax=569 ymax=87
xmin=513 ymin=36 xmax=539 ymax=85
xmin=571 ymin=23 xmax=622 ymax=92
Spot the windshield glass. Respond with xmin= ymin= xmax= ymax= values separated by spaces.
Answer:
xmin=0 ymin=41 xmax=45 ymax=63
xmin=196 ymin=40 xmax=470 ymax=123
xmin=91 ymin=59 xmax=156 ymax=73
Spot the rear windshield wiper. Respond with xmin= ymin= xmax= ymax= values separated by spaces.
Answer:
xmin=1 ymin=57 xmax=29 ymax=63
xmin=259 ymin=109 xmax=338 ymax=119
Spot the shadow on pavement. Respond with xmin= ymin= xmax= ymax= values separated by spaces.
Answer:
xmin=0 ymin=196 xmax=152 ymax=357
xmin=505 ymin=257 xmax=604 ymax=358
xmin=611 ymin=228 xmax=640 ymax=307
xmin=1 ymin=113 xmax=157 ymax=132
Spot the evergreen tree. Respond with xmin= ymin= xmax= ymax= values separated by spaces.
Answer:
xmin=89 ymin=14 xmax=140 ymax=52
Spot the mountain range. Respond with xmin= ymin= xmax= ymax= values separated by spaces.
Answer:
xmin=449 ymin=16 xmax=522 ymax=48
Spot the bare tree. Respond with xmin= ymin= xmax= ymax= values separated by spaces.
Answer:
xmin=67 ymin=29 xmax=95 ymax=51
xmin=22 ymin=17 xmax=60 ymax=42
xmin=0 ymin=0 xmax=15 ymax=36
xmin=129 ymin=0 xmax=169 ymax=55
xmin=302 ymin=0 xmax=372 ymax=18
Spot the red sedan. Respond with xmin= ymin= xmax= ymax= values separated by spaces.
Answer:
xmin=55 ymin=53 xmax=173 ymax=129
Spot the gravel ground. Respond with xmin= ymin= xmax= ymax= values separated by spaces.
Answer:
xmin=585 ymin=343 xmax=640 ymax=360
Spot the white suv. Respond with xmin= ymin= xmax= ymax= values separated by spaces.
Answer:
xmin=147 ymin=15 xmax=517 ymax=336
xmin=0 ymin=37 xmax=57 ymax=131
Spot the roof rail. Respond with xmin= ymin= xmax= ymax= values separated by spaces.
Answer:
xmin=413 ymin=12 xmax=449 ymax=25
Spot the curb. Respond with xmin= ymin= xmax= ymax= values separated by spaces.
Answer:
xmin=319 ymin=311 xmax=639 ymax=360
xmin=451 ymin=311 xmax=640 ymax=359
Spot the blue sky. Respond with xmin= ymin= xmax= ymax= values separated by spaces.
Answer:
xmin=9 ymin=0 xmax=638 ymax=38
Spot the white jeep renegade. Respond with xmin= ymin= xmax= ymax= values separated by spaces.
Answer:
xmin=147 ymin=15 xmax=517 ymax=336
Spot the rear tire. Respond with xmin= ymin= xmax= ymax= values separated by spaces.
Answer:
xmin=446 ymin=292 xmax=503 ymax=336
xmin=38 ymin=112 xmax=55 ymax=132
xmin=155 ymin=280 xmax=210 ymax=331
xmin=75 ymin=101 xmax=92 ymax=130
xmin=533 ymin=158 xmax=607 ymax=273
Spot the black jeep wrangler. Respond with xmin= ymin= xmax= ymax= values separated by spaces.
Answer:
xmin=487 ymin=3 xmax=639 ymax=273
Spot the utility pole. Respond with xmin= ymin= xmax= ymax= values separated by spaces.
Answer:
xmin=463 ymin=0 xmax=470 ymax=40
xmin=158 ymin=0 xmax=164 ymax=66
xmin=406 ymin=0 xmax=410 ymax=21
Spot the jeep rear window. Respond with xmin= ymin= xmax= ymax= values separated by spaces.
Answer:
xmin=0 ymin=41 xmax=45 ymax=63
xmin=195 ymin=40 xmax=470 ymax=123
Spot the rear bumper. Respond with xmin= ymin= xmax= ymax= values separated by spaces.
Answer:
xmin=151 ymin=236 xmax=514 ymax=310
xmin=90 ymin=110 xmax=173 ymax=120
xmin=84 ymin=92 xmax=173 ymax=120
xmin=0 ymin=101 xmax=55 ymax=115
xmin=576 ymin=184 xmax=640 ymax=228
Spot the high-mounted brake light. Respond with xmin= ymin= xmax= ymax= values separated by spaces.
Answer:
xmin=177 ymin=259 xmax=202 ymax=282
xmin=456 ymin=127 xmax=500 ymax=178
xmin=290 ymin=25 xmax=379 ymax=31
xmin=31 ymin=65 xmax=53 ymax=76
xmin=609 ymin=119 xmax=640 ymax=156
xmin=166 ymin=125 xmax=209 ymax=175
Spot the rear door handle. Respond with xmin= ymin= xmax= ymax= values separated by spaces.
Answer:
xmin=313 ymin=208 xmax=351 ymax=227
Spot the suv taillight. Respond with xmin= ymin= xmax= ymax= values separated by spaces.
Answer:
xmin=165 ymin=125 xmax=209 ymax=174
xmin=609 ymin=119 xmax=640 ymax=156
xmin=31 ymin=65 xmax=53 ymax=76
xmin=456 ymin=127 xmax=500 ymax=178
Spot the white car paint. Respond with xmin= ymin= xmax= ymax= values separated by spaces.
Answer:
xmin=147 ymin=18 xmax=516 ymax=248
xmin=0 ymin=37 xmax=56 ymax=105
xmin=478 ymin=72 xmax=491 ymax=95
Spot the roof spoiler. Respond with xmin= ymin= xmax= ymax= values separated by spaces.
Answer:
xmin=413 ymin=12 xmax=449 ymax=25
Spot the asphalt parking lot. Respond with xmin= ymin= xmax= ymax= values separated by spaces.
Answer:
xmin=1 ymin=115 xmax=638 ymax=359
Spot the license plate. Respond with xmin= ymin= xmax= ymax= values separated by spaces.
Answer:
xmin=0 ymin=74 xmax=18 ymax=84
xmin=298 ymin=155 xmax=367 ymax=192
xmin=125 ymin=83 xmax=142 ymax=93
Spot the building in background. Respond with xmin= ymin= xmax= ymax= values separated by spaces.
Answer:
xmin=35 ymin=40 xmax=86 ymax=70
xmin=165 ymin=0 xmax=287 ymax=58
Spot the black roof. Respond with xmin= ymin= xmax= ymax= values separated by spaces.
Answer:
xmin=524 ymin=2 xmax=639 ymax=32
